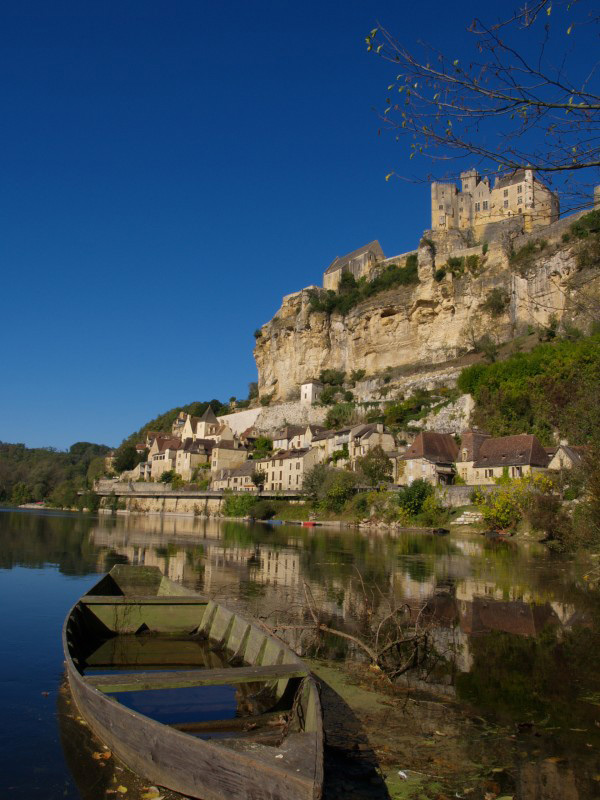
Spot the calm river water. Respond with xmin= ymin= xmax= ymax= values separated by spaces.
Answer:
xmin=1 ymin=508 xmax=599 ymax=799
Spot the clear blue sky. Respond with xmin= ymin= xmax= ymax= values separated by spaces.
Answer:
xmin=0 ymin=0 xmax=586 ymax=449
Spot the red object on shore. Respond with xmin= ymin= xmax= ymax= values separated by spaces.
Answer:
xmin=302 ymin=521 xmax=316 ymax=527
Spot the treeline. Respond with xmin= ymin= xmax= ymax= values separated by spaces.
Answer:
xmin=458 ymin=333 xmax=600 ymax=444
xmin=0 ymin=441 xmax=111 ymax=507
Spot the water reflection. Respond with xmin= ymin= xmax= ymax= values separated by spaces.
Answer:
xmin=2 ymin=509 xmax=600 ymax=799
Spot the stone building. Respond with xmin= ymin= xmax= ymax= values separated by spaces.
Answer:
xmin=255 ymin=448 xmax=320 ymax=491
xmin=399 ymin=431 xmax=459 ymax=486
xmin=456 ymin=432 xmax=549 ymax=484
xmin=300 ymin=381 xmax=323 ymax=405
xmin=323 ymin=240 xmax=384 ymax=291
xmin=210 ymin=440 xmax=248 ymax=474
xmin=431 ymin=168 xmax=559 ymax=236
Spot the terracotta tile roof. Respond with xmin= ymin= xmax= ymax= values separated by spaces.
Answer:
xmin=157 ymin=437 xmax=182 ymax=453
xmin=324 ymin=240 xmax=384 ymax=275
xmin=402 ymin=432 xmax=459 ymax=464
xmin=473 ymin=434 xmax=549 ymax=469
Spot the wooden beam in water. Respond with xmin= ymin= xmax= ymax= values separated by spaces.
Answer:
xmin=85 ymin=664 xmax=308 ymax=693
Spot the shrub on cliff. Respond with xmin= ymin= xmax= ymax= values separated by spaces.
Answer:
xmin=308 ymin=258 xmax=418 ymax=316
xmin=457 ymin=333 xmax=600 ymax=443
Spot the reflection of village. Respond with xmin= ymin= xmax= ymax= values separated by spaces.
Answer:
xmin=90 ymin=516 xmax=581 ymax=681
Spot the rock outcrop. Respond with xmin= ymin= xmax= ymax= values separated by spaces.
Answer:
xmin=254 ymin=223 xmax=599 ymax=401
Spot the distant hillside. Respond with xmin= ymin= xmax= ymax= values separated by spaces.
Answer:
xmin=0 ymin=441 xmax=111 ymax=506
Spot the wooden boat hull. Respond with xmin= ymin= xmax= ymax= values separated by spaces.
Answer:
xmin=63 ymin=566 xmax=323 ymax=800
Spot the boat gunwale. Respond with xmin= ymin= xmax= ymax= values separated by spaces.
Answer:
xmin=62 ymin=570 xmax=324 ymax=799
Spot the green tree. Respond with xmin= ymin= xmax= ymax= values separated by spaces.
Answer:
xmin=356 ymin=445 xmax=393 ymax=486
xmin=396 ymin=479 xmax=433 ymax=517
xmin=252 ymin=436 xmax=272 ymax=459
xmin=113 ymin=445 xmax=139 ymax=473
xmin=251 ymin=470 xmax=266 ymax=490
xmin=303 ymin=464 xmax=334 ymax=501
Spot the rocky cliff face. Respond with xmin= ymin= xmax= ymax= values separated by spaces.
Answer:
xmin=254 ymin=228 xmax=599 ymax=401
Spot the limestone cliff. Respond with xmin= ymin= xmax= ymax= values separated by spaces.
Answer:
xmin=254 ymin=217 xmax=600 ymax=401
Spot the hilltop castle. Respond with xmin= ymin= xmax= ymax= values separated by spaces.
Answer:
xmin=321 ymin=169 xmax=560 ymax=291
xmin=431 ymin=168 xmax=559 ymax=236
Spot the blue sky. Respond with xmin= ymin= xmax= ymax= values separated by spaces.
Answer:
xmin=0 ymin=0 xmax=589 ymax=448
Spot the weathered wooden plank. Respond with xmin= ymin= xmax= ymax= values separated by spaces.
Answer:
xmin=81 ymin=596 xmax=209 ymax=605
xmin=85 ymin=663 xmax=309 ymax=692
xmin=69 ymin=664 xmax=318 ymax=800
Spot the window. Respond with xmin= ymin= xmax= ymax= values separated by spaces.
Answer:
xmin=438 ymin=204 xmax=443 ymax=210
xmin=517 ymin=184 xmax=522 ymax=194
xmin=475 ymin=202 xmax=480 ymax=212
xmin=518 ymin=196 xmax=523 ymax=204
xmin=485 ymin=469 xmax=494 ymax=478
xmin=439 ymin=216 xmax=445 ymax=225
xmin=504 ymin=200 xmax=509 ymax=208
xmin=504 ymin=189 xmax=508 ymax=197
xmin=482 ymin=200 xmax=488 ymax=210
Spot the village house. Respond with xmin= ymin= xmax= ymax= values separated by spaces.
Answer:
xmin=546 ymin=444 xmax=586 ymax=472
xmin=239 ymin=426 xmax=261 ymax=447
xmin=309 ymin=427 xmax=353 ymax=463
xmin=255 ymin=448 xmax=320 ymax=492
xmin=300 ymin=381 xmax=323 ymax=405
xmin=348 ymin=423 xmax=396 ymax=467
xmin=179 ymin=408 xmax=235 ymax=444
xmin=149 ymin=436 xmax=182 ymax=480
xmin=212 ymin=461 xmax=257 ymax=492
xmin=126 ymin=460 xmax=152 ymax=481
xmin=171 ymin=411 xmax=188 ymax=438
xmin=457 ymin=431 xmax=549 ymax=485
xmin=144 ymin=431 xmax=163 ymax=449
xmin=399 ymin=431 xmax=459 ymax=486
xmin=272 ymin=424 xmax=326 ymax=451
xmin=210 ymin=440 xmax=249 ymax=473
xmin=175 ymin=438 xmax=214 ymax=481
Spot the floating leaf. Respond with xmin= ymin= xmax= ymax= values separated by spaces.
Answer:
xmin=116 ymin=788 xmax=128 ymax=795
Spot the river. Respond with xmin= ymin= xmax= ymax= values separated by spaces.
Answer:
xmin=0 ymin=508 xmax=599 ymax=799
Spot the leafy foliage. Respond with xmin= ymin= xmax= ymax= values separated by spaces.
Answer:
xmin=395 ymin=479 xmax=433 ymax=517
xmin=481 ymin=287 xmax=510 ymax=317
xmin=457 ymin=333 xmax=600 ymax=443
xmin=309 ymin=257 xmax=418 ymax=316
xmin=356 ymin=445 xmax=393 ymax=486
xmin=325 ymin=402 xmax=355 ymax=429
xmin=319 ymin=369 xmax=346 ymax=386
xmin=0 ymin=441 xmax=111 ymax=505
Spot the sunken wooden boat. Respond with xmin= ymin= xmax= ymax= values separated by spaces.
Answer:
xmin=63 ymin=565 xmax=323 ymax=800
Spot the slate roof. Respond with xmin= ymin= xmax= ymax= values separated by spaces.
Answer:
xmin=401 ymin=432 xmax=459 ymax=464
xmin=273 ymin=425 xmax=306 ymax=440
xmin=257 ymin=448 xmax=311 ymax=463
xmin=472 ymin=434 xmax=549 ymax=469
xmin=495 ymin=169 xmax=528 ymax=190
xmin=181 ymin=438 xmax=214 ymax=454
xmin=200 ymin=405 xmax=218 ymax=424
xmin=324 ymin=240 xmax=384 ymax=275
